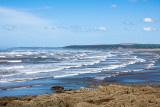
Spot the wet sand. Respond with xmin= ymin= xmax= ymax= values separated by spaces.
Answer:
xmin=104 ymin=71 xmax=160 ymax=85
xmin=113 ymin=49 xmax=160 ymax=51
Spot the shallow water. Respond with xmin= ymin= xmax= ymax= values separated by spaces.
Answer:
xmin=0 ymin=48 xmax=160 ymax=97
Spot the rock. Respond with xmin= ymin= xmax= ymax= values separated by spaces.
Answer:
xmin=98 ymin=85 xmax=104 ymax=90
xmin=80 ymin=87 xmax=85 ymax=90
xmin=2 ymin=85 xmax=160 ymax=107
xmin=0 ymin=101 xmax=8 ymax=106
xmin=51 ymin=86 xmax=64 ymax=91
xmin=75 ymin=102 xmax=97 ymax=107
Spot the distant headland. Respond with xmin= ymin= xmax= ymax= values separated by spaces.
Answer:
xmin=64 ymin=43 xmax=160 ymax=50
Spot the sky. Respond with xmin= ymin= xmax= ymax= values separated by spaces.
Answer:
xmin=0 ymin=0 xmax=160 ymax=48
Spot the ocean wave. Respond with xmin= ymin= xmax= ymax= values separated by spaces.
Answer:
xmin=52 ymin=58 xmax=145 ymax=79
xmin=0 ymin=66 xmax=24 ymax=70
xmin=0 ymin=49 xmax=156 ymax=86
xmin=0 ymin=84 xmax=44 ymax=90
xmin=0 ymin=56 xmax=6 ymax=58
xmin=2 ymin=56 xmax=108 ymax=77
xmin=0 ymin=73 xmax=19 ymax=78
xmin=0 ymin=60 xmax=22 ymax=63
xmin=0 ymin=51 xmax=113 ymax=83
xmin=0 ymin=76 xmax=53 ymax=83
xmin=94 ymin=68 xmax=145 ymax=80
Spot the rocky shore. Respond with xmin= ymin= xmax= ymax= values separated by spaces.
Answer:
xmin=1 ymin=84 xmax=160 ymax=107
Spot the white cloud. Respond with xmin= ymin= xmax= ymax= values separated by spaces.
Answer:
xmin=36 ymin=6 xmax=52 ymax=10
xmin=125 ymin=21 xmax=130 ymax=24
xmin=110 ymin=4 xmax=117 ymax=8
xmin=69 ymin=25 xmax=91 ymax=32
xmin=43 ymin=6 xmax=52 ymax=9
xmin=80 ymin=29 xmax=89 ymax=32
xmin=44 ymin=26 xmax=56 ymax=30
xmin=5 ymin=25 xmax=14 ymax=30
xmin=124 ymin=21 xmax=133 ymax=25
xmin=94 ymin=27 xmax=106 ymax=31
xmin=0 ymin=6 xmax=52 ymax=28
xmin=143 ymin=18 xmax=153 ymax=22
xmin=143 ymin=27 xmax=156 ymax=31
xmin=0 ymin=6 xmax=80 ymax=47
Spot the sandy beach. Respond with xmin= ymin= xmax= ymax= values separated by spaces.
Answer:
xmin=1 ymin=84 xmax=160 ymax=107
xmin=113 ymin=49 xmax=160 ymax=51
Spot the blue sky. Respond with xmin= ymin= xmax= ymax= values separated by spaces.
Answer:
xmin=0 ymin=0 xmax=160 ymax=48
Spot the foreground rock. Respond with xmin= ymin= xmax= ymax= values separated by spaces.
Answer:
xmin=51 ymin=86 xmax=64 ymax=91
xmin=1 ymin=84 xmax=160 ymax=107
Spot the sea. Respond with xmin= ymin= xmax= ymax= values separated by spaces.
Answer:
xmin=0 ymin=47 xmax=160 ymax=97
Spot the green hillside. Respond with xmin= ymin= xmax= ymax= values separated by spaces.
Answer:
xmin=64 ymin=44 xmax=160 ymax=49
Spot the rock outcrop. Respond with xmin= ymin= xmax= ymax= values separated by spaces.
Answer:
xmin=1 ymin=84 xmax=160 ymax=107
xmin=51 ymin=86 xmax=64 ymax=91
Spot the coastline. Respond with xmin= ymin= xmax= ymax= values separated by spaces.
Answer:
xmin=0 ymin=48 xmax=160 ymax=106
xmin=103 ymin=70 xmax=160 ymax=86
xmin=111 ymin=48 xmax=160 ymax=51
xmin=1 ymin=84 xmax=160 ymax=107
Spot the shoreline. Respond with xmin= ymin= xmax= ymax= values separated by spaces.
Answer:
xmin=103 ymin=70 xmax=160 ymax=86
xmin=0 ymin=49 xmax=160 ymax=106
xmin=1 ymin=84 xmax=160 ymax=107
xmin=1 ymin=67 xmax=160 ymax=97
xmin=111 ymin=48 xmax=160 ymax=51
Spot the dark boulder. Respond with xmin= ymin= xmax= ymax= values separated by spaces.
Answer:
xmin=51 ymin=86 xmax=64 ymax=91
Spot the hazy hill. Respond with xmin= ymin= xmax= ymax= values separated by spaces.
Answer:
xmin=64 ymin=44 xmax=160 ymax=49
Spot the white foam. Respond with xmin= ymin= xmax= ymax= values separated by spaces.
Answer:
xmin=146 ymin=61 xmax=155 ymax=68
xmin=119 ymin=69 xmax=144 ymax=73
xmin=40 ymin=56 xmax=47 ymax=58
xmin=0 ymin=51 xmax=113 ymax=81
xmin=92 ymin=56 xmax=146 ymax=80
xmin=54 ymin=74 xmax=78 ymax=78
xmin=0 ymin=74 xmax=18 ymax=77
xmin=94 ymin=68 xmax=145 ymax=80
xmin=24 ymin=68 xmax=63 ymax=74
xmin=0 ymin=66 xmax=24 ymax=70
xmin=0 ymin=50 xmax=149 ymax=84
xmin=23 ymin=59 xmax=104 ymax=75
xmin=0 ymin=56 xmax=6 ymax=58
xmin=94 ymin=74 xmax=118 ymax=80
xmin=9 ymin=60 xmax=22 ymax=63
xmin=0 ymin=60 xmax=22 ymax=63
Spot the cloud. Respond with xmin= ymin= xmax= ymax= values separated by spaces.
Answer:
xmin=5 ymin=25 xmax=14 ymax=30
xmin=69 ymin=25 xmax=90 ymax=32
xmin=0 ymin=6 xmax=51 ymax=28
xmin=143 ymin=18 xmax=153 ymax=22
xmin=44 ymin=26 xmax=56 ymax=30
xmin=70 ymin=25 xmax=81 ymax=30
xmin=17 ymin=6 xmax=52 ymax=11
xmin=36 ymin=6 xmax=52 ymax=10
xmin=66 ymin=26 xmax=107 ymax=32
xmin=80 ymin=29 xmax=89 ymax=32
xmin=124 ymin=21 xmax=134 ymax=25
xmin=43 ymin=6 xmax=52 ymax=9
xmin=110 ymin=4 xmax=117 ymax=8
xmin=94 ymin=27 xmax=106 ymax=31
xmin=143 ymin=27 xmax=156 ymax=31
